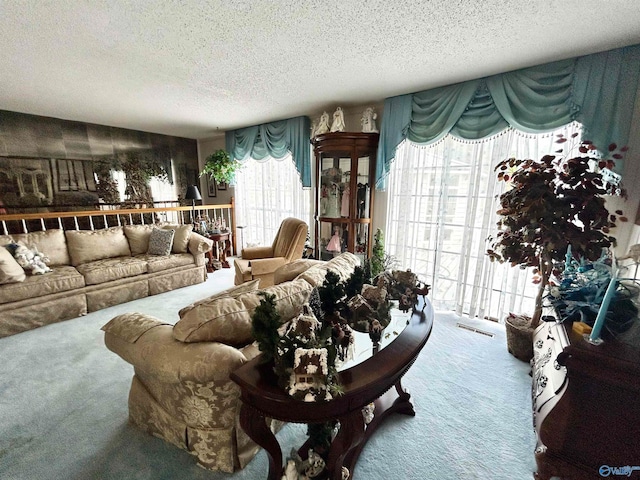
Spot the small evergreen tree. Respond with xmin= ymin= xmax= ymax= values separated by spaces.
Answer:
xmin=251 ymin=292 xmax=281 ymax=362
xmin=371 ymin=228 xmax=385 ymax=277
xmin=318 ymin=270 xmax=345 ymax=317
xmin=344 ymin=265 xmax=366 ymax=299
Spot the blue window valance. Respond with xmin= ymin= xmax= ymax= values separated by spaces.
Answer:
xmin=225 ymin=116 xmax=311 ymax=187
xmin=376 ymin=44 xmax=640 ymax=188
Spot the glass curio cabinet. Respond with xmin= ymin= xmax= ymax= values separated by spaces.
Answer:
xmin=312 ymin=132 xmax=379 ymax=262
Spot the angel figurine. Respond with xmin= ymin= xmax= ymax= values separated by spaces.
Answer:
xmin=330 ymin=107 xmax=346 ymax=132
xmin=315 ymin=111 xmax=330 ymax=136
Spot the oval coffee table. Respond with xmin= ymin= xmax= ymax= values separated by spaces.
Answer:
xmin=230 ymin=298 xmax=434 ymax=479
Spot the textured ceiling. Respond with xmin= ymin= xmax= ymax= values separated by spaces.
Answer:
xmin=1 ymin=0 xmax=640 ymax=139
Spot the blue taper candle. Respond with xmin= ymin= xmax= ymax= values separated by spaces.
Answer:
xmin=589 ymin=272 xmax=617 ymax=343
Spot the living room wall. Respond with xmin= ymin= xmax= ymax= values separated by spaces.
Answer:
xmin=0 ymin=110 xmax=199 ymax=213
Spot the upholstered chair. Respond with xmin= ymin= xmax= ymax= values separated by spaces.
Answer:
xmin=234 ymin=217 xmax=308 ymax=287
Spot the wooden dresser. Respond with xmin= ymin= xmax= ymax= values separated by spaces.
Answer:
xmin=532 ymin=321 xmax=640 ymax=479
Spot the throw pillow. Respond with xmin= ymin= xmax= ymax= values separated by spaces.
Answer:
xmin=147 ymin=228 xmax=175 ymax=256
xmin=178 ymin=279 xmax=261 ymax=318
xmin=0 ymin=245 xmax=26 ymax=284
xmin=65 ymin=227 xmax=131 ymax=266
xmin=161 ymin=224 xmax=193 ymax=254
xmin=123 ymin=224 xmax=154 ymax=255
xmin=173 ymin=278 xmax=313 ymax=345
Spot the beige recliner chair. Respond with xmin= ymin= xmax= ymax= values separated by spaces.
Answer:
xmin=234 ymin=217 xmax=308 ymax=287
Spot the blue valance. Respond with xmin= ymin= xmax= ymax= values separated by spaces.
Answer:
xmin=376 ymin=44 xmax=640 ymax=188
xmin=225 ymin=116 xmax=311 ymax=187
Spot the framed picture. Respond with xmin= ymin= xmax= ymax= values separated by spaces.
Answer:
xmin=207 ymin=177 xmax=217 ymax=197
xmin=217 ymin=181 xmax=228 ymax=191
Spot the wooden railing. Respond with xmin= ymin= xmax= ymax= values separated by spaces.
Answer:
xmin=0 ymin=198 xmax=238 ymax=255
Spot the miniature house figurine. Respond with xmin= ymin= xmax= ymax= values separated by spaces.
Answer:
xmin=290 ymin=347 xmax=330 ymax=401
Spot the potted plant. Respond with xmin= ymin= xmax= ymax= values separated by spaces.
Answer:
xmin=487 ymin=135 xmax=627 ymax=361
xmin=199 ymin=149 xmax=242 ymax=185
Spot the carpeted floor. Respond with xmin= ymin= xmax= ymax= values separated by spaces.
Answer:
xmin=0 ymin=262 xmax=537 ymax=480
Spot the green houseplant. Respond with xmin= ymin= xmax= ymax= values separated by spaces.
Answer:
xmin=199 ymin=149 xmax=242 ymax=184
xmin=487 ymin=135 xmax=627 ymax=360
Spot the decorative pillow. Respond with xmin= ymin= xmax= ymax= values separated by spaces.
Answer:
xmin=123 ymin=224 xmax=154 ymax=255
xmin=173 ymin=278 xmax=313 ymax=345
xmin=0 ymin=246 xmax=26 ymax=284
xmin=178 ymin=279 xmax=261 ymax=318
xmin=161 ymin=224 xmax=193 ymax=254
xmin=65 ymin=227 xmax=131 ymax=266
xmin=147 ymin=228 xmax=175 ymax=256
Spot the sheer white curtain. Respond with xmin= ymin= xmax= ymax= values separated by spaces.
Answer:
xmin=385 ymin=123 xmax=583 ymax=321
xmin=234 ymin=153 xmax=312 ymax=247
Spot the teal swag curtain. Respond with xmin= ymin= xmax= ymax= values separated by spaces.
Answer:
xmin=225 ymin=116 xmax=311 ymax=187
xmin=376 ymin=44 xmax=640 ymax=188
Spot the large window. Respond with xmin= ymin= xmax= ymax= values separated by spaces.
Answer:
xmin=385 ymin=123 xmax=583 ymax=321
xmin=234 ymin=154 xmax=311 ymax=247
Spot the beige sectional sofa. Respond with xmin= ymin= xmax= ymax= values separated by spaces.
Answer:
xmin=102 ymin=252 xmax=360 ymax=473
xmin=0 ymin=224 xmax=213 ymax=338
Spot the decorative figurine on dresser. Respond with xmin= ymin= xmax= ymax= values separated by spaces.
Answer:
xmin=531 ymin=319 xmax=640 ymax=480
xmin=312 ymin=131 xmax=379 ymax=262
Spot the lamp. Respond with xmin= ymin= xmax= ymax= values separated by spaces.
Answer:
xmin=185 ymin=185 xmax=202 ymax=224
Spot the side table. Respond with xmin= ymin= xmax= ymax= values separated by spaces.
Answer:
xmin=205 ymin=232 xmax=231 ymax=272
xmin=230 ymin=299 xmax=434 ymax=480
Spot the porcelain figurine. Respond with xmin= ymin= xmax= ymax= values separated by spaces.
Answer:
xmin=315 ymin=111 xmax=330 ymax=136
xmin=361 ymin=107 xmax=378 ymax=133
xmin=330 ymin=107 xmax=345 ymax=132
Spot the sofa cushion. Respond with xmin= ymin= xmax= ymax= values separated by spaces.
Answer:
xmin=142 ymin=253 xmax=194 ymax=274
xmin=11 ymin=229 xmax=70 ymax=266
xmin=173 ymin=278 xmax=312 ymax=345
xmin=161 ymin=224 xmax=193 ymax=254
xmin=0 ymin=266 xmax=85 ymax=305
xmin=65 ymin=227 xmax=131 ymax=266
xmin=76 ymin=257 xmax=148 ymax=286
xmin=177 ymin=279 xmax=261 ymax=319
xmin=124 ymin=225 xmax=155 ymax=255
xmin=148 ymin=228 xmax=175 ymax=256
xmin=297 ymin=252 xmax=360 ymax=287
xmin=0 ymin=246 xmax=26 ymax=284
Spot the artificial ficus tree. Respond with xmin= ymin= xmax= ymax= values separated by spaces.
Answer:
xmin=487 ymin=135 xmax=627 ymax=328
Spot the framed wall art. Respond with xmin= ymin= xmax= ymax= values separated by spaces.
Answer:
xmin=207 ymin=176 xmax=217 ymax=197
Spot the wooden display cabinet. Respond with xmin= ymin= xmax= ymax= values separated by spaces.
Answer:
xmin=312 ymin=132 xmax=379 ymax=262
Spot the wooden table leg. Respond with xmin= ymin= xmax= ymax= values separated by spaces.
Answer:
xmin=239 ymin=403 xmax=282 ymax=480
xmin=220 ymin=239 xmax=230 ymax=268
xmin=327 ymin=411 xmax=365 ymax=479
xmin=205 ymin=250 xmax=215 ymax=273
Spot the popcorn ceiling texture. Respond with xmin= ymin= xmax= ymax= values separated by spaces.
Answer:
xmin=1 ymin=0 xmax=639 ymax=139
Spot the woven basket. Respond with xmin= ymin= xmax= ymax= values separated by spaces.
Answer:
xmin=505 ymin=314 xmax=534 ymax=362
